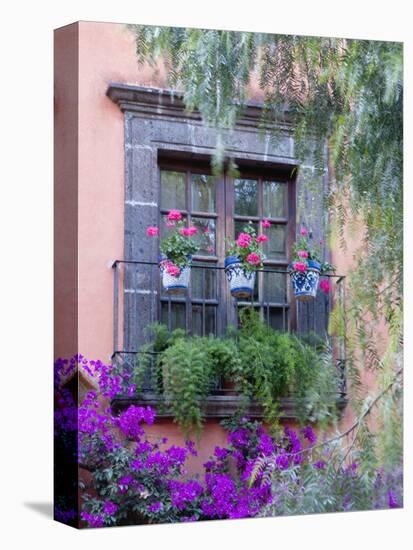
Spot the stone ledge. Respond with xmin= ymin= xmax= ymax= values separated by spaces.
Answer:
xmin=111 ymin=392 xmax=348 ymax=420
xmin=106 ymin=83 xmax=293 ymax=130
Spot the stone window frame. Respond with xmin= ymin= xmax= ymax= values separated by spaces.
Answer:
xmin=107 ymin=84 xmax=343 ymax=418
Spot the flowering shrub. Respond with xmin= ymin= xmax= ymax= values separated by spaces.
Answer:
xmin=54 ymin=356 xmax=402 ymax=527
xmin=79 ymin=399 xmax=402 ymax=526
xmin=146 ymin=210 xmax=200 ymax=275
xmin=78 ymin=399 xmax=310 ymax=526
xmin=226 ymin=222 xmax=268 ymax=271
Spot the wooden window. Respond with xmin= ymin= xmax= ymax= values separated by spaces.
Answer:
xmin=159 ymin=162 xmax=224 ymax=336
xmin=158 ymin=161 xmax=295 ymax=334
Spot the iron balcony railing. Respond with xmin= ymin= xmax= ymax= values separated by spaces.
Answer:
xmin=111 ymin=260 xmax=347 ymax=397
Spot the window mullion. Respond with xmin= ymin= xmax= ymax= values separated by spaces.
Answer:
xmin=224 ymin=172 xmax=236 ymax=328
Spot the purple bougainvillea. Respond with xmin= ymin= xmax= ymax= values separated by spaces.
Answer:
xmin=54 ymin=355 xmax=403 ymax=527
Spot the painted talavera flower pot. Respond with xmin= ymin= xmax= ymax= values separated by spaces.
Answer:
xmin=289 ymin=260 xmax=321 ymax=301
xmin=159 ymin=256 xmax=191 ymax=293
xmin=224 ymin=256 xmax=256 ymax=298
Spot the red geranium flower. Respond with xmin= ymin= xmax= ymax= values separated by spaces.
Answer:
xmin=167 ymin=210 xmax=183 ymax=221
xmin=319 ymin=279 xmax=330 ymax=294
xmin=293 ymin=262 xmax=307 ymax=273
xmin=246 ymin=253 xmax=261 ymax=265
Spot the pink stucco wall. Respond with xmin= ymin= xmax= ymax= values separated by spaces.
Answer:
xmin=55 ymin=21 xmax=381 ymax=467
xmin=77 ymin=22 xmax=152 ymax=362
xmin=329 ymin=213 xmax=388 ymax=434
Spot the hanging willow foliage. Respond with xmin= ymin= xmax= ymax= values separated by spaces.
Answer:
xmin=128 ymin=26 xmax=403 ymax=474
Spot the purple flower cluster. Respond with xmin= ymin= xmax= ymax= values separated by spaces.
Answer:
xmin=387 ymin=490 xmax=398 ymax=508
xmin=80 ymin=512 xmax=103 ymax=528
xmin=54 ymin=507 xmax=77 ymax=523
xmin=145 ymin=450 xmax=181 ymax=474
xmin=103 ymin=501 xmax=118 ymax=516
xmin=257 ymin=432 xmax=274 ymax=456
xmin=116 ymin=405 xmax=155 ymax=440
xmin=201 ymin=473 xmax=237 ymax=518
xmin=148 ymin=502 xmax=163 ymax=513
xmin=302 ymin=426 xmax=317 ymax=445
xmin=201 ymin=472 xmax=271 ymax=520
xmin=228 ymin=427 xmax=250 ymax=448
xmin=275 ymin=452 xmax=290 ymax=470
xmin=54 ymin=388 xmax=78 ymax=437
xmin=168 ymin=479 xmax=204 ymax=510
xmin=214 ymin=446 xmax=229 ymax=460
xmin=78 ymin=394 xmax=117 ymax=455
xmin=372 ymin=466 xmax=403 ymax=510
xmin=117 ymin=474 xmax=133 ymax=494
xmin=185 ymin=440 xmax=198 ymax=456
xmin=166 ymin=445 xmax=188 ymax=465
xmin=284 ymin=427 xmax=303 ymax=465
xmin=54 ymin=354 xmax=136 ymax=401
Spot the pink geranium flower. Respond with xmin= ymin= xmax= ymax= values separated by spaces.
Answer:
xmin=180 ymin=226 xmax=198 ymax=237
xmin=262 ymin=219 xmax=271 ymax=228
xmin=167 ymin=210 xmax=183 ymax=221
xmin=146 ymin=226 xmax=159 ymax=237
xmin=166 ymin=263 xmax=180 ymax=277
xmin=256 ymin=234 xmax=269 ymax=243
xmin=236 ymin=232 xmax=252 ymax=248
xmin=300 ymin=227 xmax=309 ymax=236
xmin=319 ymin=279 xmax=330 ymax=294
xmin=246 ymin=253 xmax=261 ymax=266
xmin=293 ymin=261 xmax=307 ymax=273
xmin=297 ymin=250 xmax=309 ymax=258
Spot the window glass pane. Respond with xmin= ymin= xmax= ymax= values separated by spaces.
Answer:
xmin=234 ymin=179 xmax=258 ymax=216
xmin=263 ymin=224 xmax=286 ymax=259
xmin=191 ymin=266 xmax=217 ymax=299
xmin=264 ymin=272 xmax=287 ymax=303
xmin=160 ymin=213 xmax=187 ymax=241
xmin=161 ymin=302 xmax=186 ymax=331
xmin=191 ymin=217 xmax=216 ymax=256
xmin=160 ymin=171 xmax=186 ymax=210
xmin=268 ymin=308 xmax=288 ymax=331
xmin=192 ymin=305 xmax=216 ymax=336
xmin=191 ymin=174 xmax=216 ymax=213
xmin=263 ymin=181 xmax=287 ymax=218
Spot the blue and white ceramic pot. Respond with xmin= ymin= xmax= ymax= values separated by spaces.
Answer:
xmin=289 ymin=260 xmax=321 ymax=301
xmin=224 ymin=256 xmax=256 ymax=298
xmin=159 ymin=255 xmax=191 ymax=293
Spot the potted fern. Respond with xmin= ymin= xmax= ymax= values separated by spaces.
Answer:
xmin=289 ymin=228 xmax=335 ymax=300
xmin=146 ymin=210 xmax=199 ymax=293
xmin=225 ymin=222 xmax=268 ymax=298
